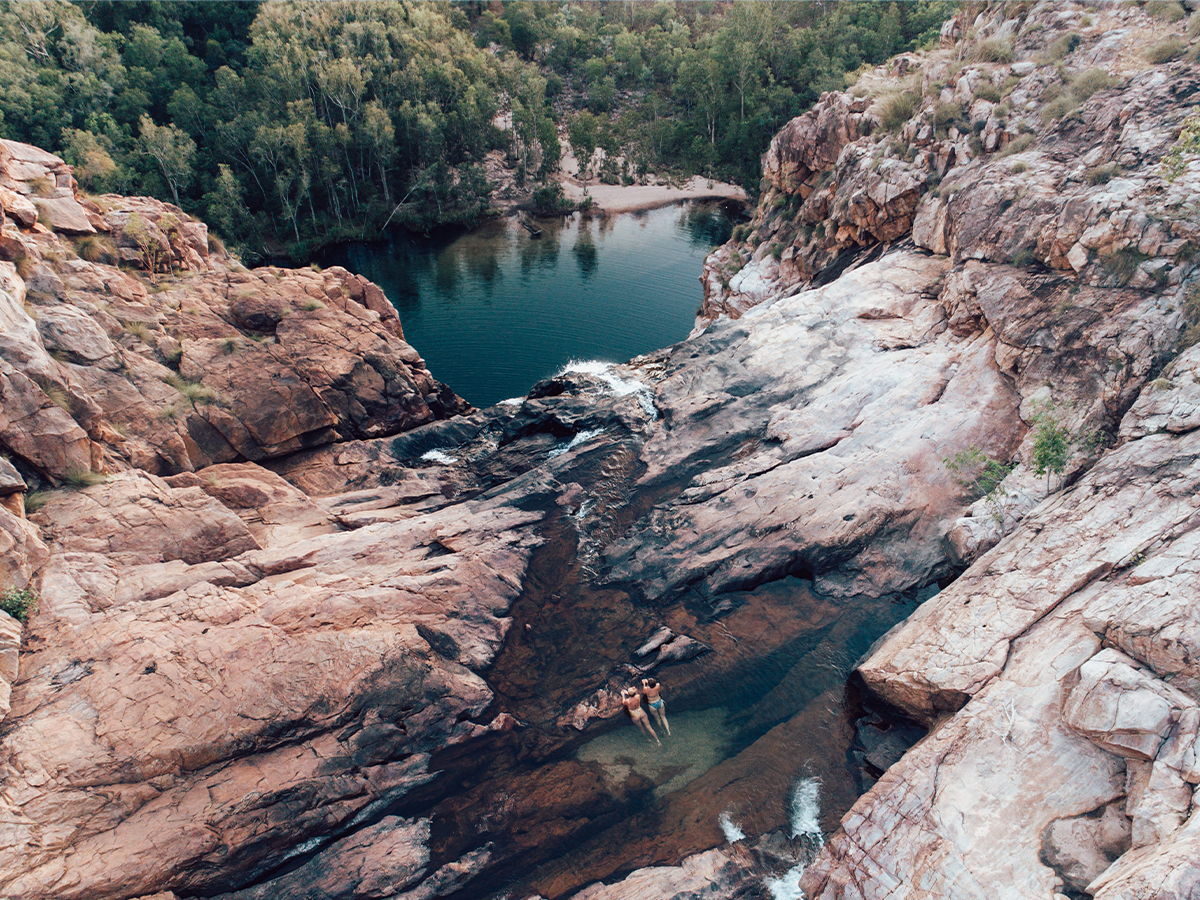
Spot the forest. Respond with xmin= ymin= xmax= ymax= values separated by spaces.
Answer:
xmin=0 ymin=0 xmax=954 ymax=261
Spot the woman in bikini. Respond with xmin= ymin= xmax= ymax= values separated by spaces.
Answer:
xmin=641 ymin=677 xmax=670 ymax=736
xmin=622 ymin=686 xmax=661 ymax=746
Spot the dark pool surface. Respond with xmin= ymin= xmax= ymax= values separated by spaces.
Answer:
xmin=321 ymin=202 xmax=739 ymax=408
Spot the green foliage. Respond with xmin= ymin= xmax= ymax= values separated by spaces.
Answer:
xmin=1144 ymin=38 xmax=1185 ymax=64
xmin=23 ymin=490 xmax=51 ymax=514
xmin=1043 ymin=32 xmax=1081 ymax=62
xmin=299 ymin=299 xmax=325 ymax=312
xmin=974 ymin=81 xmax=1002 ymax=103
xmin=1162 ymin=113 xmax=1200 ymax=181
xmin=0 ymin=586 xmax=37 ymax=624
xmin=1012 ymin=247 xmax=1040 ymax=268
xmin=1178 ymin=281 xmax=1200 ymax=348
xmin=944 ymin=447 xmax=1016 ymax=525
xmin=0 ymin=0 xmax=955 ymax=258
xmin=74 ymin=234 xmax=118 ymax=264
xmin=933 ymin=100 xmax=967 ymax=139
xmin=529 ymin=182 xmax=574 ymax=216
xmin=1030 ymin=405 xmax=1073 ymax=492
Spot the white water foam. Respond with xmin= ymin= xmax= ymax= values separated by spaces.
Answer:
xmin=718 ymin=811 xmax=746 ymax=843
xmin=557 ymin=359 xmax=658 ymax=419
xmin=789 ymin=777 xmax=824 ymax=844
xmin=765 ymin=863 xmax=808 ymax=900
xmin=548 ymin=428 xmax=603 ymax=459
xmin=498 ymin=397 xmax=524 ymax=407
xmin=761 ymin=776 xmax=825 ymax=900
xmin=420 ymin=449 xmax=458 ymax=465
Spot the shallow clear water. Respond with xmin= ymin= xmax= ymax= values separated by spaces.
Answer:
xmin=321 ymin=202 xmax=738 ymax=408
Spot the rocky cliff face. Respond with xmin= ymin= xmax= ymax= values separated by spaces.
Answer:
xmin=2 ymin=2 xmax=1200 ymax=899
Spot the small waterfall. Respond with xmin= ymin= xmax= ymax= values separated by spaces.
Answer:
xmin=556 ymin=359 xmax=658 ymax=419
xmin=718 ymin=811 xmax=746 ymax=843
xmin=764 ymin=777 xmax=825 ymax=900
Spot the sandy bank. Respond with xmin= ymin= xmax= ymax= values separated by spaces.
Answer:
xmin=559 ymin=175 xmax=747 ymax=214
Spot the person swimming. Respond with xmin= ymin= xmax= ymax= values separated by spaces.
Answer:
xmin=622 ymin=686 xmax=661 ymax=746
xmin=641 ymin=677 xmax=670 ymax=736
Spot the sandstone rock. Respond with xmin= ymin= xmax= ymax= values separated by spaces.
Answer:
xmin=1041 ymin=803 xmax=1131 ymax=894
xmin=31 ymin=197 xmax=95 ymax=234
xmin=0 ymin=458 xmax=24 ymax=496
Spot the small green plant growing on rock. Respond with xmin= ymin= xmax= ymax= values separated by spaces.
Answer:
xmin=219 ymin=337 xmax=240 ymax=355
xmin=300 ymin=299 xmax=325 ymax=312
xmin=1104 ymin=247 xmax=1149 ymax=285
xmin=944 ymin=447 xmax=1016 ymax=525
xmin=1162 ymin=113 xmax=1200 ymax=182
xmin=973 ymin=37 xmax=1016 ymax=63
xmin=1030 ymin=403 xmax=1074 ymax=492
xmin=164 ymin=373 xmax=220 ymax=405
xmin=63 ymin=467 xmax=106 ymax=488
xmin=1146 ymin=0 xmax=1185 ymax=20
xmin=0 ymin=586 xmax=38 ymax=624
xmin=878 ymin=91 xmax=920 ymax=132
xmin=1085 ymin=163 xmax=1120 ymax=185
xmin=1144 ymin=38 xmax=1185 ymax=64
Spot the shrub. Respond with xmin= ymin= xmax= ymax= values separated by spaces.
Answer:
xmin=42 ymin=382 xmax=71 ymax=411
xmin=1189 ymin=12 xmax=1200 ymax=39
xmin=1030 ymin=406 xmax=1074 ymax=492
xmin=1041 ymin=69 xmax=1117 ymax=125
xmin=878 ymin=91 xmax=920 ymax=132
xmin=300 ymin=299 xmax=325 ymax=312
xmin=1045 ymin=32 xmax=1081 ymax=62
xmin=219 ymin=337 xmax=240 ymax=355
xmin=1085 ymin=163 xmax=1119 ymax=185
xmin=1012 ymin=247 xmax=1040 ymax=268
xmin=934 ymin=100 xmax=967 ymax=137
xmin=208 ymin=234 xmax=227 ymax=256
xmin=944 ymin=447 xmax=1016 ymax=525
xmin=1146 ymin=0 xmax=1185 ymax=21
xmin=75 ymin=234 xmax=117 ymax=264
xmin=1010 ymin=161 xmax=1029 ymax=174
xmin=1144 ymin=38 xmax=1185 ymax=64
xmin=732 ymin=224 xmax=749 ymax=243
xmin=1179 ymin=282 xmax=1200 ymax=348
xmin=770 ymin=243 xmax=784 ymax=261
xmin=0 ymin=586 xmax=37 ymax=624
xmin=974 ymin=81 xmax=1002 ymax=103
xmin=973 ymin=37 xmax=1016 ymax=63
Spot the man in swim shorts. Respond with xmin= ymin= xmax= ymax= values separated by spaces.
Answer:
xmin=622 ymin=686 xmax=661 ymax=746
xmin=641 ymin=677 xmax=670 ymax=736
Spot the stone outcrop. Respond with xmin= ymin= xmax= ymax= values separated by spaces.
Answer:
xmin=4 ymin=2 xmax=1200 ymax=899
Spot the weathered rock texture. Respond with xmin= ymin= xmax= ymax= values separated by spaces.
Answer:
xmin=4 ymin=2 xmax=1200 ymax=899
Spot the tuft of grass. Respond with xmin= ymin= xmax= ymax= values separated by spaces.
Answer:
xmin=1146 ymin=0 xmax=1185 ymax=21
xmin=770 ymin=243 xmax=784 ymax=261
xmin=1085 ymin=163 xmax=1120 ymax=185
xmin=1189 ymin=12 xmax=1200 ymax=39
xmin=309 ymin=263 xmax=322 ymax=273
xmin=163 ymin=373 xmax=220 ymax=405
xmin=63 ymin=467 xmax=106 ymax=488
xmin=0 ymin=586 xmax=38 ymax=624
xmin=28 ymin=176 xmax=55 ymax=198
xmin=23 ymin=491 xmax=52 ymax=514
xmin=1000 ymin=133 xmax=1036 ymax=157
xmin=1044 ymin=32 xmax=1081 ymax=62
xmin=878 ymin=91 xmax=920 ymax=132
xmin=163 ymin=346 xmax=183 ymax=368
xmin=219 ymin=336 xmax=240 ymax=355
xmin=1104 ymin=246 xmax=1149 ymax=285
xmin=973 ymin=37 xmax=1016 ymax=64
xmin=14 ymin=256 xmax=35 ymax=281
xmin=123 ymin=321 xmax=154 ymax=344
xmin=1012 ymin=247 xmax=1041 ymax=268
xmin=159 ymin=402 xmax=181 ymax=420
xmin=74 ymin=234 xmax=117 ymax=264
xmin=1010 ymin=161 xmax=1029 ymax=174
xmin=1080 ymin=14 xmax=1093 ymax=28
xmin=1144 ymin=38 xmax=1185 ymax=64
xmin=42 ymin=383 xmax=71 ymax=412
xmin=207 ymin=234 xmax=226 ymax=256
xmin=300 ymin=299 xmax=325 ymax=312
xmin=1041 ymin=69 xmax=1117 ymax=125
xmin=974 ymin=81 xmax=1002 ymax=103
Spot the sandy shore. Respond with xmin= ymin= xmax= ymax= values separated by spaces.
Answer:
xmin=559 ymin=175 xmax=747 ymax=214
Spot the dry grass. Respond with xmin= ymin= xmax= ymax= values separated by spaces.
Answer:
xmin=973 ymin=37 xmax=1016 ymax=64
xmin=1144 ymin=38 xmax=1185 ymax=63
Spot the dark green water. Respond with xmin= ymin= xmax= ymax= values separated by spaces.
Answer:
xmin=322 ymin=202 xmax=739 ymax=408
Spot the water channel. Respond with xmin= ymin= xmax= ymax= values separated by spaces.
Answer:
xmin=317 ymin=202 xmax=926 ymax=899
xmin=321 ymin=202 xmax=740 ymax=408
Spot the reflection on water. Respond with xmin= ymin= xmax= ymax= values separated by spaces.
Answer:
xmin=577 ymin=708 xmax=732 ymax=798
xmin=321 ymin=202 xmax=740 ymax=407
